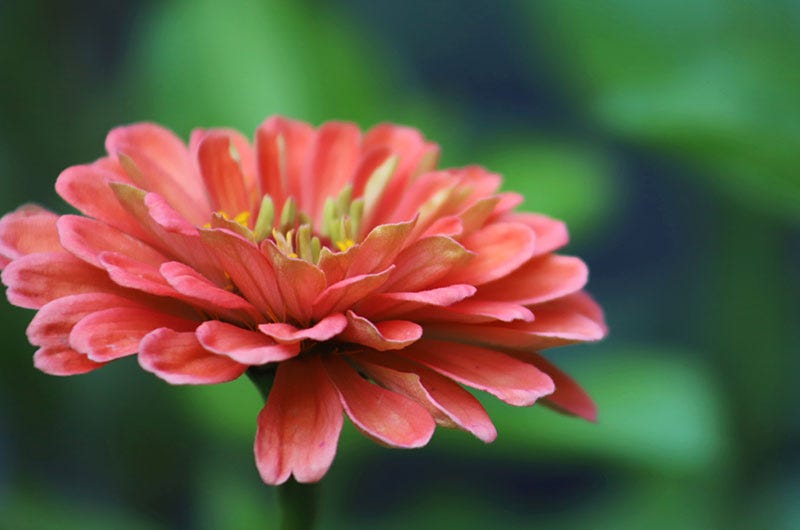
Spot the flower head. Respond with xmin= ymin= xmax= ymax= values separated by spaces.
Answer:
xmin=0 ymin=117 xmax=606 ymax=484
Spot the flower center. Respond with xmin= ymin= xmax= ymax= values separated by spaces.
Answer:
xmin=207 ymin=184 xmax=365 ymax=263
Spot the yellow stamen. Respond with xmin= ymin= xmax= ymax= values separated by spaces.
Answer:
xmin=336 ymin=238 xmax=355 ymax=252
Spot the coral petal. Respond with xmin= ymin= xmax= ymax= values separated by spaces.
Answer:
xmin=1 ymin=252 xmax=120 ymax=309
xmin=356 ymin=352 xmax=497 ymax=442
xmin=139 ymin=328 xmax=247 ymax=385
xmin=478 ymin=254 xmax=588 ymax=305
xmin=256 ymin=356 xmax=343 ymax=484
xmin=446 ymin=222 xmax=536 ymax=285
xmin=57 ymin=215 xmax=167 ymax=268
xmin=197 ymin=131 xmax=251 ymax=216
xmin=382 ymin=236 xmax=473 ymax=292
xmin=34 ymin=346 xmax=105 ymax=376
xmin=312 ymin=267 xmax=393 ymax=319
xmin=0 ymin=205 xmax=61 ymax=263
xmin=27 ymin=293 xmax=145 ymax=348
xmin=70 ymin=307 xmax=197 ymax=362
xmin=324 ymin=355 xmax=434 ymax=448
xmin=510 ymin=213 xmax=569 ymax=256
xmin=196 ymin=321 xmax=300 ymax=365
xmin=263 ymin=242 xmax=326 ymax=324
xmin=525 ymin=352 xmax=597 ymax=422
xmin=398 ymin=339 xmax=555 ymax=406
xmin=340 ymin=311 xmax=422 ymax=351
xmin=355 ymin=284 xmax=477 ymax=320
xmin=302 ymin=122 xmax=361 ymax=219
xmin=258 ymin=313 xmax=347 ymax=344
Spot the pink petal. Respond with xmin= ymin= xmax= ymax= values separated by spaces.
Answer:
xmin=139 ymin=328 xmax=247 ymax=385
xmin=398 ymin=339 xmax=555 ymax=406
xmin=509 ymin=212 xmax=569 ymax=256
xmin=55 ymin=163 xmax=154 ymax=244
xmin=106 ymin=123 xmax=208 ymax=225
xmin=2 ymin=251 xmax=121 ymax=309
xmin=381 ymin=236 xmax=473 ymax=292
xmin=347 ymin=218 xmax=417 ymax=278
xmin=355 ymin=352 xmax=497 ymax=442
xmin=410 ymin=300 xmax=534 ymax=324
xmin=110 ymin=183 xmax=226 ymax=285
xmin=160 ymin=261 xmax=261 ymax=321
xmin=477 ymin=254 xmax=588 ymax=305
xmin=196 ymin=131 xmax=251 ymax=217
xmin=340 ymin=311 xmax=422 ymax=351
xmin=312 ymin=267 xmax=393 ymax=320
xmin=255 ymin=355 xmax=343 ymax=484
xmin=34 ymin=346 xmax=105 ymax=376
xmin=256 ymin=116 xmax=315 ymax=211
xmin=301 ymin=122 xmax=361 ymax=220
xmin=355 ymin=284 xmax=477 ymax=320
xmin=70 ymin=307 xmax=197 ymax=362
xmin=317 ymin=245 xmax=357 ymax=286
xmin=458 ymin=197 xmax=501 ymax=236
xmin=446 ymin=222 xmax=536 ymax=285
xmin=323 ymin=354 xmax=435 ymax=448
xmin=57 ymin=215 xmax=167 ymax=269
xmin=27 ymin=292 xmax=145 ymax=348
xmin=98 ymin=252 xmax=179 ymax=297
xmin=262 ymin=242 xmax=326 ymax=325
xmin=258 ymin=313 xmax=347 ymax=344
xmin=0 ymin=205 xmax=62 ymax=263
xmin=525 ymin=352 xmax=597 ymax=422
xmin=200 ymin=229 xmax=282 ymax=320
xmin=196 ymin=321 xmax=300 ymax=365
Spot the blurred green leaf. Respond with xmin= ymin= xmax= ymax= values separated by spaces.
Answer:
xmin=1 ymin=486 xmax=162 ymax=530
xmin=525 ymin=0 xmax=800 ymax=221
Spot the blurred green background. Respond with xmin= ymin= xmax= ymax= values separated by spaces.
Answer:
xmin=1 ymin=1 xmax=798 ymax=528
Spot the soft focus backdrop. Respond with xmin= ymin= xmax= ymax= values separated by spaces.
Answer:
xmin=1 ymin=1 xmax=798 ymax=529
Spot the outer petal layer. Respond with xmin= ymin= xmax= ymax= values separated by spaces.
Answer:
xmin=255 ymin=356 xmax=343 ymax=484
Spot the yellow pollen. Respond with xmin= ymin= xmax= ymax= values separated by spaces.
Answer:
xmin=288 ymin=252 xmax=299 ymax=259
xmin=335 ymin=238 xmax=355 ymax=252
xmin=232 ymin=211 xmax=251 ymax=227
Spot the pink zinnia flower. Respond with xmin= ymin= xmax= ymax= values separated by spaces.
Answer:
xmin=0 ymin=117 xmax=606 ymax=484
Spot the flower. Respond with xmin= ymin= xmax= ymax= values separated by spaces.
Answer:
xmin=0 ymin=117 xmax=606 ymax=484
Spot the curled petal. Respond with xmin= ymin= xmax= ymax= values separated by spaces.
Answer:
xmin=312 ymin=267 xmax=393 ymax=320
xmin=139 ymin=328 xmax=247 ymax=385
xmin=256 ymin=356 xmax=343 ymax=484
xmin=398 ymin=339 xmax=555 ymax=406
xmin=70 ymin=307 xmax=197 ymax=362
xmin=323 ymin=355 xmax=434 ymax=448
xmin=0 ymin=205 xmax=61 ymax=265
xmin=196 ymin=321 xmax=300 ymax=365
xmin=410 ymin=300 xmax=534 ymax=324
xmin=2 ymin=252 xmax=120 ymax=309
xmin=340 ymin=311 xmax=422 ymax=351
xmin=27 ymin=293 xmax=145 ymax=348
xmin=160 ymin=261 xmax=261 ymax=321
xmin=258 ymin=313 xmax=347 ymax=344
xmin=355 ymin=352 xmax=496 ymax=442
xmin=34 ymin=346 xmax=105 ymax=376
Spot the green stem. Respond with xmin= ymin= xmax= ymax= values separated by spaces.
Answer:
xmin=246 ymin=366 xmax=320 ymax=530
xmin=278 ymin=479 xmax=320 ymax=530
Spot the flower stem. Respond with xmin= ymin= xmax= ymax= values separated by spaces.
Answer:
xmin=278 ymin=479 xmax=320 ymax=530
xmin=246 ymin=366 xmax=320 ymax=530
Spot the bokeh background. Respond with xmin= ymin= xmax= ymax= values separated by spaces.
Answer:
xmin=1 ymin=1 xmax=798 ymax=528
